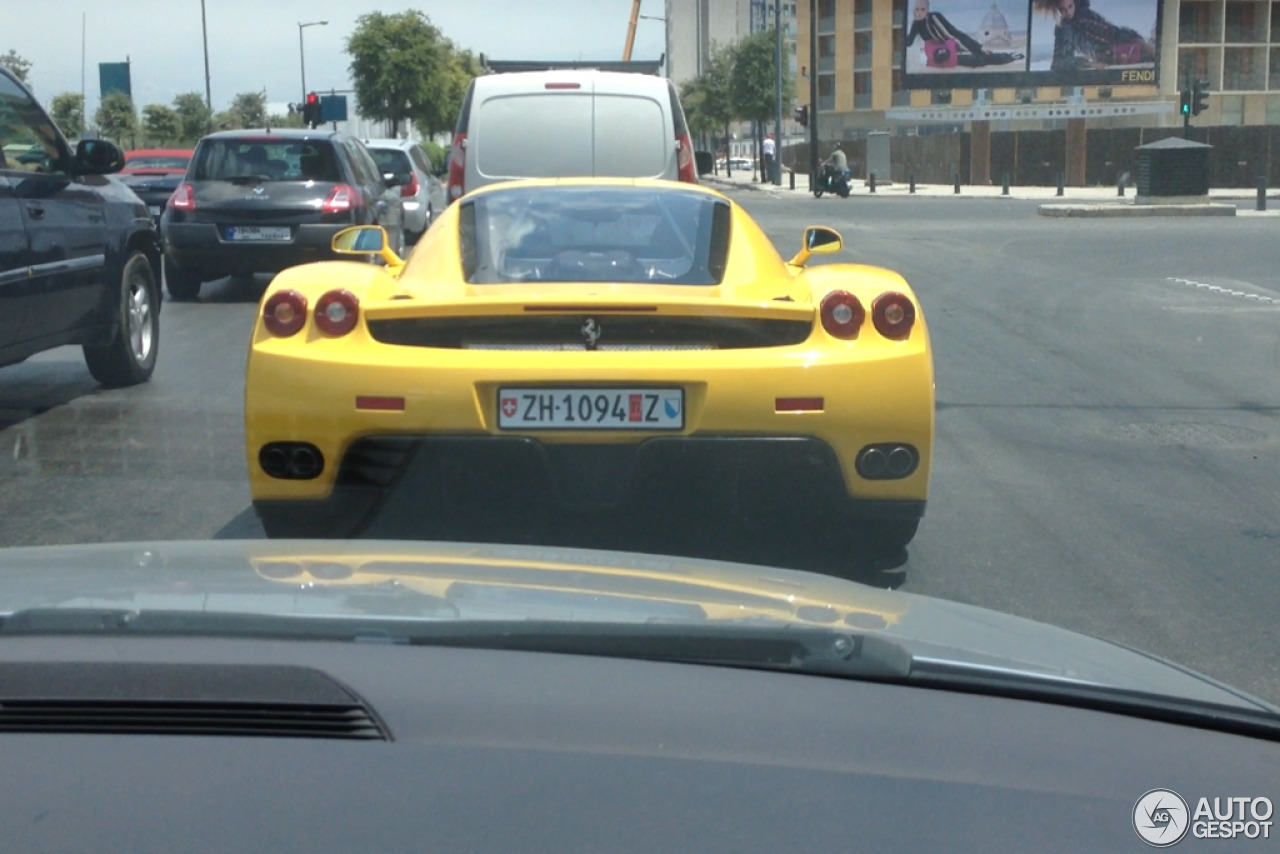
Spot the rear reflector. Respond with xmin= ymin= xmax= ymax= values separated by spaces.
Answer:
xmin=356 ymin=396 xmax=406 ymax=411
xmin=775 ymin=397 xmax=825 ymax=412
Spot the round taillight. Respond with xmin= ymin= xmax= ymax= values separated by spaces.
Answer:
xmin=819 ymin=290 xmax=865 ymax=339
xmin=314 ymin=289 xmax=360 ymax=336
xmin=263 ymin=290 xmax=307 ymax=337
xmin=871 ymin=292 xmax=916 ymax=340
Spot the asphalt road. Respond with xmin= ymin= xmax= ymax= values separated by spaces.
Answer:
xmin=0 ymin=195 xmax=1277 ymax=705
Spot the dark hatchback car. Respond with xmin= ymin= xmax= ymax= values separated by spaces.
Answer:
xmin=161 ymin=130 xmax=405 ymax=300
xmin=0 ymin=67 xmax=162 ymax=388
xmin=116 ymin=148 xmax=193 ymax=231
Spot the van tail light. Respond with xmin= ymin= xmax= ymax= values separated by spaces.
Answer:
xmin=315 ymin=289 xmax=360 ymax=336
xmin=400 ymin=172 xmax=420 ymax=198
xmin=447 ymin=133 xmax=467 ymax=201
xmin=871 ymin=292 xmax=917 ymax=340
xmin=676 ymin=134 xmax=697 ymax=184
xmin=321 ymin=184 xmax=361 ymax=214
xmin=263 ymin=290 xmax=308 ymax=337
xmin=170 ymin=183 xmax=196 ymax=212
xmin=820 ymin=290 xmax=865 ymax=339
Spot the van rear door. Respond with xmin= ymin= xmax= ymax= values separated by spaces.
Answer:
xmin=471 ymin=86 xmax=595 ymax=182
xmin=592 ymin=90 xmax=672 ymax=180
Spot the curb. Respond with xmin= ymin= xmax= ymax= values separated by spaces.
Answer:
xmin=1037 ymin=203 xmax=1238 ymax=218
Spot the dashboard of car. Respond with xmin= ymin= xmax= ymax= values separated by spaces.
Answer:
xmin=1 ymin=635 xmax=1274 ymax=852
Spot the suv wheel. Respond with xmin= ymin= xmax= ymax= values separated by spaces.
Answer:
xmin=83 ymin=251 xmax=160 ymax=388
xmin=165 ymin=257 xmax=203 ymax=301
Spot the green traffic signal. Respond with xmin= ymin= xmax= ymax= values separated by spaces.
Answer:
xmin=1179 ymin=89 xmax=1191 ymax=116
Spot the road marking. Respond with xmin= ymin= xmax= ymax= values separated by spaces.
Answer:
xmin=1165 ymin=276 xmax=1280 ymax=305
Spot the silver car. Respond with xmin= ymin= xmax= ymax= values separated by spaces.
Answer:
xmin=364 ymin=139 xmax=448 ymax=243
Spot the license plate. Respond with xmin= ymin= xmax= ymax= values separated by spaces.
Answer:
xmin=497 ymin=388 xmax=684 ymax=431
xmin=148 ymin=205 xmax=162 ymax=216
xmin=226 ymin=226 xmax=291 ymax=241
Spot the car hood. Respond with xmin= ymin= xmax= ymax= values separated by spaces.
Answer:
xmin=0 ymin=539 xmax=1270 ymax=714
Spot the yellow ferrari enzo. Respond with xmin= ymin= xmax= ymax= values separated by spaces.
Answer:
xmin=245 ymin=179 xmax=934 ymax=559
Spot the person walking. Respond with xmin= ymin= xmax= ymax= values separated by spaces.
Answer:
xmin=762 ymin=133 xmax=776 ymax=183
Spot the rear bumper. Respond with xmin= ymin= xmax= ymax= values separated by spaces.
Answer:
xmin=163 ymin=222 xmax=353 ymax=278
xmin=245 ymin=332 xmax=935 ymax=536
xmin=252 ymin=435 xmax=927 ymax=539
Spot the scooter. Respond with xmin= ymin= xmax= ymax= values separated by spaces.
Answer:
xmin=813 ymin=163 xmax=851 ymax=198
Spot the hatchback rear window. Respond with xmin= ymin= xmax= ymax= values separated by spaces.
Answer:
xmin=367 ymin=148 xmax=412 ymax=177
xmin=191 ymin=139 xmax=340 ymax=182
xmin=460 ymin=186 xmax=731 ymax=286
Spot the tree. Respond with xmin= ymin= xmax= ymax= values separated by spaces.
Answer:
xmin=95 ymin=91 xmax=138 ymax=147
xmin=412 ymin=45 xmax=481 ymax=137
xmin=173 ymin=91 xmax=212 ymax=143
xmin=142 ymin=104 xmax=180 ymax=145
xmin=0 ymin=49 xmax=32 ymax=83
xmin=267 ymin=111 xmax=305 ymax=130
xmin=211 ymin=110 xmax=240 ymax=131
xmin=730 ymin=29 xmax=792 ymax=179
xmin=228 ymin=91 xmax=267 ymax=129
xmin=346 ymin=10 xmax=452 ymax=138
xmin=50 ymin=93 xmax=86 ymax=138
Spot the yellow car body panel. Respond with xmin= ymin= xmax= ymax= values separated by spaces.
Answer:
xmin=245 ymin=178 xmax=934 ymax=537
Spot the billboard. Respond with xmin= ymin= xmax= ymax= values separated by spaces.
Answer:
xmin=901 ymin=0 xmax=1161 ymax=89
xmin=99 ymin=62 xmax=132 ymax=99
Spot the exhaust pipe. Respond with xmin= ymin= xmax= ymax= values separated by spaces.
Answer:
xmin=857 ymin=443 xmax=918 ymax=480
xmin=259 ymin=442 xmax=325 ymax=480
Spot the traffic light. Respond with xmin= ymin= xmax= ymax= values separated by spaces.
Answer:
xmin=1179 ymin=88 xmax=1191 ymax=116
xmin=794 ymin=104 xmax=808 ymax=128
xmin=302 ymin=92 xmax=321 ymax=127
xmin=1191 ymin=77 xmax=1209 ymax=116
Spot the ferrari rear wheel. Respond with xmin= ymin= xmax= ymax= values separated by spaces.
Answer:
xmin=859 ymin=518 xmax=919 ymax=555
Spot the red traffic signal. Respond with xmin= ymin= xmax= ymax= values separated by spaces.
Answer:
xmin=303 ymin=92 xmax=322 ymax=126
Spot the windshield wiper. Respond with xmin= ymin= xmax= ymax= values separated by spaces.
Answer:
xmin=0 ymin=608 xmax=910 ymax=677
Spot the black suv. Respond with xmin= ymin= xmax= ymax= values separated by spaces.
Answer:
xmin=161 ymin=130 xmax=406 ymax=300
xmin=0 ymin=67 xmax=161 ymax=387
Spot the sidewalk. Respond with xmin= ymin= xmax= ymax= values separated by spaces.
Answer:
xmin=702 ymin=170 xmax=1273 ymax=204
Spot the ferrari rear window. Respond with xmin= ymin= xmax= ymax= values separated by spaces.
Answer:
xmin=191 ymin=139 xmax=341 ymax=182
xmin=460 ymin=186 xmax=731 ymax=285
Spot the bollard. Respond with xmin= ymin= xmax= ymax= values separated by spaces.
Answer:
xmin=1056 ymin=171 xmax=1064 ymax=197
xmin=954 ymin=171 xmax=961 ymax=194
xmin=1002 ymin=172 xmax=1009 ymax=196
xmin=869 ymin=172 xmax=877 ymax=193
xmin=1117 ymin=176 xmax=1125 ymax=197
xmin=909 ymin=172 xmax=916 ymax=194
xmin=1258 ymin=175 xmax=1267 ymax=212
xmin=789 ymin=169 xmax=795 ymax=191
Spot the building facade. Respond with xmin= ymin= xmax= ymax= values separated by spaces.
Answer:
xmin=793 ymin=0 xmax=1280 ymax=136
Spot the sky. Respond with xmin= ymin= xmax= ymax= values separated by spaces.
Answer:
xmin=5 ymin=0 xmax=667 ymax=115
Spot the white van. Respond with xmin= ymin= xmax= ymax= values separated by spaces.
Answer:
xmin=445 ymin=70 xmax=699 ymax=201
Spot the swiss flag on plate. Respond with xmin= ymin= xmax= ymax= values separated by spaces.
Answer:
xmin=501 ymin=397 xmax=517 ymax=418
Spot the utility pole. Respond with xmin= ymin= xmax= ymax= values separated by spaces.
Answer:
xmin=773 ymin=0 xmax=783 ymax=185
xmin=808 ymin=0 xmax=818 ymax=186
xmin=201 ymin=0 xmax=212 ymax=110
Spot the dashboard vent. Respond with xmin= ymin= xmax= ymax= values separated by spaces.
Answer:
xmin=0 ymin=662 xmax=388 ymax=740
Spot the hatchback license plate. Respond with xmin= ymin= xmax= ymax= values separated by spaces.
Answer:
xmin=226 ymin=226 xmax=290 ymax=241
xmin=148 ymin=205 xmax=162 ymax=216
xmin=498 ymin=388 xmax=683 ymax=431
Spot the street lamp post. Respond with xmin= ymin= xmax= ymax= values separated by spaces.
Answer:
xmin=298 ymin=20 xmax=329 ymax=101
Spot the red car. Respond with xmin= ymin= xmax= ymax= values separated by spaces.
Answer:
xmin=118 ymin=148 xmax=194 ymax=227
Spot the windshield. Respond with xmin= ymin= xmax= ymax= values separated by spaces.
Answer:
xmin=191 ymin=138 xmax=340 ymax=181
xmin=123 ymin=154 xmax=191 ymax=171
xmin=3 ymin=0 xmax=1279 ymax=771
xmin=461 ymin=186 xmax=731 ymax=284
